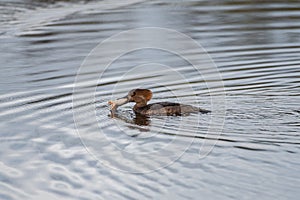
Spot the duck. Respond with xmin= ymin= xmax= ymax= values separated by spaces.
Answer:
xmin=108 ymin=89 xmax=210 ymax=116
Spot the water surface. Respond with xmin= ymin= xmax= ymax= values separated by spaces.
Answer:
xmin=0 ymin=0 xmax=300 ymax=199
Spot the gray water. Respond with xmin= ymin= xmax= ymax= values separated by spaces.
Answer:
xmin=1 ymin=0 xmax=300 ymax=199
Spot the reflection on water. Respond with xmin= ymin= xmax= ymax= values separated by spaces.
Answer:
xmin=1 ymin=0 xmax=300 ymax=199
xmin=110 ymin=112 xmax=151 ymax=127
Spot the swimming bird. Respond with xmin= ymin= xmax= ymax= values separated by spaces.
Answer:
xmin=108 ymin=89 xmax=210 ymax=116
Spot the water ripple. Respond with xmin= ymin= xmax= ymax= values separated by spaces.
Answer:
xmin=1 ymin=0 xmax=300 ymax=199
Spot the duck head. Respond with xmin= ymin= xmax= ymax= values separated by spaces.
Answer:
xmin=127 ymin=89 xmax=152 ymax=105
xmin=108 ymin=89 xmax=152 ymax=111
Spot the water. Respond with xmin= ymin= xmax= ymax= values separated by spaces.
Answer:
xmin=1 ymin=0 xmax=300 ymax=199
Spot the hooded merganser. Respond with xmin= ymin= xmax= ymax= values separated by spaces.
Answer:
xmin=108 ymin=89 xmax=210 ymax=116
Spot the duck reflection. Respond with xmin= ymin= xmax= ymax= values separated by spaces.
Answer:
xmin=109 ymin=110 xmax=151 ymax=127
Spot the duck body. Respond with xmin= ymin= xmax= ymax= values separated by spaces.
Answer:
xmin=134 ymin=102 xmax=209 ymax=116
xmin=108 ymin=89 xmax=210 ymax=116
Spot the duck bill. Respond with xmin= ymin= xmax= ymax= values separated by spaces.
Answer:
xmin=114 ymin=96 xmax=129 ymax=107
xmin=108 ymin=96 xmax=129 ymax=112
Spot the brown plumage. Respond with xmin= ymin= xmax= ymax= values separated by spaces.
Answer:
xmin=108 ymin=89 xmax=210 ymax=116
